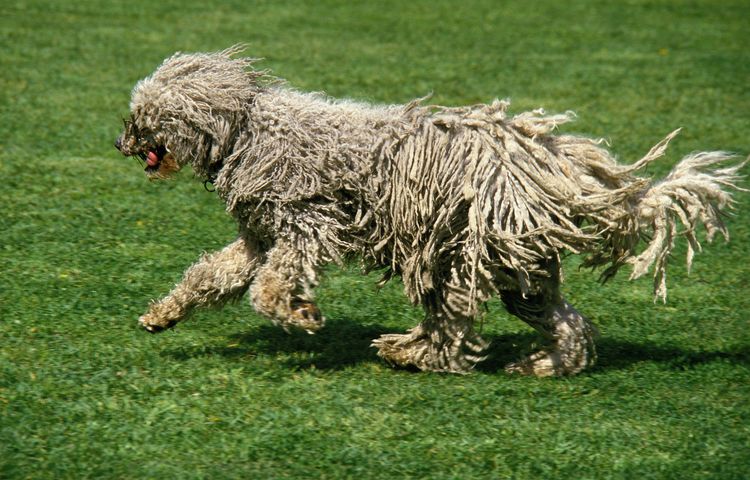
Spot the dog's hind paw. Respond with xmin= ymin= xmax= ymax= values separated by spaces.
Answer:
xmin=372 ymin=328 xmax=484 ymax=374
xmin=504 ymin=346 xmax=595 ymax=377
xmin=372 ymin=332 xmax=430 ymax=370
xmin=505 ymin=299 xmax=598 ymax=376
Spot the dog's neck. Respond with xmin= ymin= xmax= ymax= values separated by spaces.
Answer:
xmin=203 ymin=159 xmax=224 ymax=191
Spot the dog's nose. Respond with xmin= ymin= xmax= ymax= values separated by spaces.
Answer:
xmin=114 ymin=136 xmax=122 ymax=151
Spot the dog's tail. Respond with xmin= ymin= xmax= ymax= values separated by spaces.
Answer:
xmin=618 ymin=131 xmax=746 ymax=301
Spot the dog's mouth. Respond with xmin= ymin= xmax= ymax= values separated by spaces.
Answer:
xmin=138 ymin=145 xmax=168 ymax=173
xmin=133 ymin=145 xmax=180 ymax=179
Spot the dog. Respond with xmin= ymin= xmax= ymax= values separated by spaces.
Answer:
xmin=116 ymin=47 xmax=744 ymax=376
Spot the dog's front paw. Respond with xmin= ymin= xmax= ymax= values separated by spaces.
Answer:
xmin=287 ymin=300 xmax=325 ymax=334
xmin=138 ymin=306 xmax=180 ymax=333
xmin=138 ymin=314 xmax=172 ymax=333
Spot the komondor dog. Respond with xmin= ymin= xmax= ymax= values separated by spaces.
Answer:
xmin=115 ymin=47 xmax=744 ymax=376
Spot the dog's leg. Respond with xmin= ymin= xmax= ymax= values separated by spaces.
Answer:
xmin=372 ymin=272 xmax=489 ymax=373
xmin=250 ymin=240 xmax=325 ymax=334
xmin=501 ymin=286 xmax=599 ymax=377
xmin=139 ymin=237 xmax=261 ymax=332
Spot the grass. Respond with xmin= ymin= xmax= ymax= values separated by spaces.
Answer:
xmin=1 ymin=0 xmax=749 ymax=478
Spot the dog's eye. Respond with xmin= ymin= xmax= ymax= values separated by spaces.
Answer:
xmin=124 ymin=115 xmax=147 ymax=135
xmin=123 ymin=118 xmax=136 ymax=133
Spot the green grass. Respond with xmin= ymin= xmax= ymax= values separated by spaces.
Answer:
xmin=2 ymin=0 xmax=749 ymax=478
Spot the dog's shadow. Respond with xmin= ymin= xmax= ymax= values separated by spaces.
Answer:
xmin=164 ymin=317 xmax=750 ymax=374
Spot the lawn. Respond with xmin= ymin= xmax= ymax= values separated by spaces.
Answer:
xmin=1 ymin=0 xmax=749 ymax=478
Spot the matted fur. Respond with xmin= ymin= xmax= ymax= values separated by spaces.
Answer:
xmin=116 ymin=47 xmax=745 ymax=376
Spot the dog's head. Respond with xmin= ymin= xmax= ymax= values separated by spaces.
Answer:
xmin=115 ymin=46 xmax=266 ymax=180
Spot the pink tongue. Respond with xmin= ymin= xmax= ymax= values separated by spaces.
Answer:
xmin=146 ymin=151 xmax=159 ymax=167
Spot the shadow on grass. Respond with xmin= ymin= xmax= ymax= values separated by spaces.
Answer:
xmin=481 ymin=335 xmax=750 ymax=373
xmin=165 ymin=318 xmax=390 ymax=370
xmin=163 ymin=318 xmax=750 ymax=373
xmin=480 ymin=335 xmax=750 ymax=373
xmin=593 ymin=339 xmax=750 ymax=372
